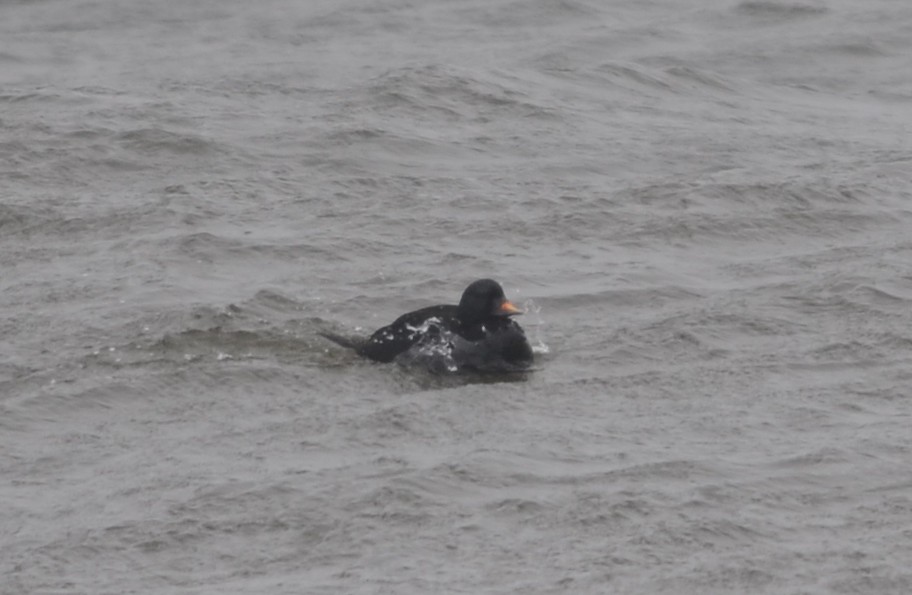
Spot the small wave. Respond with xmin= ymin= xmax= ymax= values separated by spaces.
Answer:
xmin=774 ymin=447 xmax=851 ymax=468
xmin=804 ymin=332 xmax=912 ymax=366
xmin=0 ymin=203 xmax=37 ymax=232
xmin=347 ymin=484 xmax=436 ymax=524
xmin=552 ymin=60 xmax=744 ymax=101
xmin=341 ymin=402 xmax=438 ymax=442
xmin=556 ymin=286 xmax=703 ymax=309
xmin=0 ymin=52 xmax=24 ymax=64
xmin=115 ymin=128 xmax=218 ymax=156
xmin=0 ymin=91 xmax=65 ymax=104
xmin=735 ymin=1 xmax=828 ymax=19
xmin=465 ymin=0 xmax=602 ymax=28
xmin=73 ymin=296 xmax=336 ymax=374
xmin=665 ymin=65 xmax=740 ymax=93
xmin=824 ymin=42 xmax=889 ymax=58
xmin=324 ymin=127 xmax=388 ymax=144
xmin=342 ymin=64 xmax=557 ymax=126
xmin=248 ymin=289 xmax=307 ymax=312
xmin=846 ymin=284 xmax=912 ymax=306
xmin=778 ymin=275 xmax=912 ymax=320
xmin=163 ymin=232 xmax=339 ymax=265
xmin=595 ymin=62 xmax=676 ymax=94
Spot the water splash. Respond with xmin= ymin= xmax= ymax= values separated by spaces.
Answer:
xmin=523 ymin=299 xmax=550 ymax=355
xmin=397 ymin=317 xmax=459 ymax=373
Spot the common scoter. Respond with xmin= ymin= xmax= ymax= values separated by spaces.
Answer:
xmin=321 ymin=279 xmax=534 ymax=372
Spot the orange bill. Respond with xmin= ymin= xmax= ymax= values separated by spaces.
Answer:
xmin=496 ymin=300 xmax=523 ymax=315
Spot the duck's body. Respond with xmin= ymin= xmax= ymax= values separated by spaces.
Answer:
xmin=324 ymin=279 xmax=534 ymax=373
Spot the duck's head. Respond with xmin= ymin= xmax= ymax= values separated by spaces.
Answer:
xmin=457 ymin=279 xmax=523 ymax=324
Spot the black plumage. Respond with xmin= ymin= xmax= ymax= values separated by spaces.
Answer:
xmin=324 ymin=279 xmax=534 ymax=372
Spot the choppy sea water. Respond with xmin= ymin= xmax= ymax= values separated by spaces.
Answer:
xmin=2 ymin=0 xmax=912 ymax=593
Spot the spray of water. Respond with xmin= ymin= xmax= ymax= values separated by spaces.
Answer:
xmin=522 ymin=299 xmax=550 ymax=355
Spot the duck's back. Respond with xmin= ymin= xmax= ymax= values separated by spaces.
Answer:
xmin=358 ymin=305 xmax=458 ymax=363
xmin=359 ymin=307 xmax=533 ymax=372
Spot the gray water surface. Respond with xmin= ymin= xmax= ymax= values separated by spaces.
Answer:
xmin=3 ymin=0 xmax=912 ymax=593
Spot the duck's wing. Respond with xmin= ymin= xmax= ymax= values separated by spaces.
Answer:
xmin=358 ymin=305 xmax=457 ymax=363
